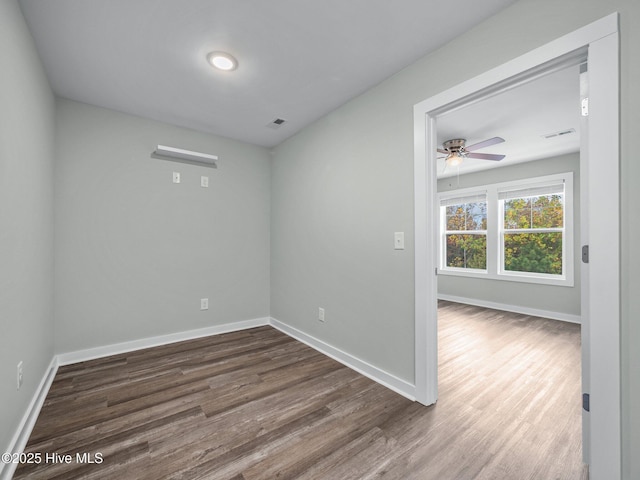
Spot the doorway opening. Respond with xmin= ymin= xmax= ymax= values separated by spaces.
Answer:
xmin=432 ymin=60 xmax=585 ymax=474
xmin=413 ymin=13 xmax=619 ymax=478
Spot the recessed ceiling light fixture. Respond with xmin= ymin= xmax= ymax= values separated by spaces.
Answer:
xmin=207 ymin=51 xmax=238 ymax=71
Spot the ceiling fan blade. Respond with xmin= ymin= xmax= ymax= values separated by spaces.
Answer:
xmin=467 ymin=152 xmax=505 ymax=161
xmin=465 ymin=136 xmax=505 ymax=152
xmin=437 ymin=149 xmax=448 ymax=154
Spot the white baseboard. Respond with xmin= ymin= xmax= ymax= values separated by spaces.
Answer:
xmin=438 ymin=294 xmax=582 ymax=324
xmin=269 ymin=317 xmax=416 ymax=401
xmin=3 ymin=314 xmax=415 ymax=479
xmin=1 ymin=357 xmax=59 ymax=480
xmin=56 ymin=317 xmax=270 ymax=366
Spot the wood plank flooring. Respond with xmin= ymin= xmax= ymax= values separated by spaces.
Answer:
xmin=14 ymin=301 xmax=586 ymax=479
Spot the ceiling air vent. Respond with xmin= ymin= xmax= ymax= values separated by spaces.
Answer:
xmin=542 ymin=128 xmax=576 ymax=139
xmin=266 ymin=118 xmax=287 ymax=130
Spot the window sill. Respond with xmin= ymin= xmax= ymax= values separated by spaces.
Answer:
xmin=438 ymin=268 xmax=574 ymax=287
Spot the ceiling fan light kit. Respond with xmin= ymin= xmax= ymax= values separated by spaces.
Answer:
xmin=446 ymin=151 xmax=465 ymax=166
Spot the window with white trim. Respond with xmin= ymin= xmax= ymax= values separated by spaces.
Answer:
xmin=440 ymin=193 xmax=487 ymax=271
xmin=438 ymin=173 xmax=574 ymax=286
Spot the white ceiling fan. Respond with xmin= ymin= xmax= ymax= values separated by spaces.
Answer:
xmin=438 ymin=137 xmax=506 ymax=168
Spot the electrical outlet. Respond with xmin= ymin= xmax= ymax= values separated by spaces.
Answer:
xmin=17 ymin=361 xmax=23 ymax=390
xmin=201 ymin=176 xmax=209 ymax=188
xmin=201 ymin=298 xmax=209 ymax=310
xmin=318 ymin=307 xmax=325 ymax=322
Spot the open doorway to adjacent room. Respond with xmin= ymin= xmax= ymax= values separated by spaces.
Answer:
xmin=413 ymin=13 xmax=620 ymax=478
xmin=433 ymin=63 xmax=586 ymax=477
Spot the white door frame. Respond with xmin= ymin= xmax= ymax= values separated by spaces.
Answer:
xmin=413 ymin=13 xmax=620 ymax=479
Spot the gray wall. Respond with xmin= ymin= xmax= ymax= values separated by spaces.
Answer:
xmin=437 ymin=154 xmax=581 ymax=316
xmin=0 ymin=0 xmax=55 ymax=456
xmin=3 ymin=0 xmax=639 ymax=477
xmin=271 ymin=108 xmax=415 ymax=381
xmin=54 ymin=99 xmax=271 ymax=353
xmin=270 ymin=0 xmax=639 ymax=477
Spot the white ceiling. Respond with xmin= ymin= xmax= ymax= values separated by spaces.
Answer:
xmin=437 ymin=64 xmax=582 ymax=178
xmin=18 ymin=0 xmax=520 ymax=148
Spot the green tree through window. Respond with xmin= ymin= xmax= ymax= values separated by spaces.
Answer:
xmin=503 ymin=194 xmax=563 ymax=275
xmin=439 ymin=173 xmax=572 ymax=285
xmin=443 ymin=199 xmax=487 ymax=270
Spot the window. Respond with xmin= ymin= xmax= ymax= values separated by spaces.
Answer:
xmin=438 ymin=173 xmax=574 ymax=286
xmin=440 ymin=193 xmax=487 ymax=271
xmin=500 ymin=182 xmax=565 ymax=277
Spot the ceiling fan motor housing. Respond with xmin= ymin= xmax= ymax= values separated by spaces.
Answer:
xmin=443 ymin=138 xmax=467 ymax=153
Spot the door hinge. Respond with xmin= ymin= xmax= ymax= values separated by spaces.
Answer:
xmin=582 ymin=245 xmax=589 ymax=264
xmin=435 ymin=267 xmax=438 ymax=276
xmin=583 ymin=393 xmax=590 ymax=412
xmin=581 ymin=97 xmax=589 ymax=116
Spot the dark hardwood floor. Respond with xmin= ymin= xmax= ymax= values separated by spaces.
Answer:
xmin=14 ymin=301 xmax=586 ymax=479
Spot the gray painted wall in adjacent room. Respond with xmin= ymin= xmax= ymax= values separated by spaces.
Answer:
xmin=0 ymin=0 xmax=55 ymax=457
xmin=54 ymin=99 xmax=271 ymax=354
xmin=437 ymin=154 xmax=581 ymax=316
xmin=270 ymin=1 xmax=639 ymax=477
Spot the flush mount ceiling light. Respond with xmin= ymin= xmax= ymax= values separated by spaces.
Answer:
xmin=207 ymin=51 xmax=238 ymax=71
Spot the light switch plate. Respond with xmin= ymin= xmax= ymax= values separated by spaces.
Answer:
xmin=394 ymin=232 xmax=405 ymax=250
xmin=201 ymin=176 xmax=209 ymax=188
xmin=173 ymin=172 xmax=181 ymax=184
xmin=200 ymin=298 xmax=208 ymax=310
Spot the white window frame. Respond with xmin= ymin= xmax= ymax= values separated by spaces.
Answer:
xmin=438 ymin=172 xmax=574 ymax=287
xmin=439 ymin=192 xmax=488 ymax=274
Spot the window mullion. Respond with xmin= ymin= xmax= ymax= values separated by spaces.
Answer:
xmin=486 ymin=187 xmax=499 ymax=276
xmin=445 ymin=230 xmax=487 ymax=235
xmin=503 ymin=228 xmax=564 ymax=234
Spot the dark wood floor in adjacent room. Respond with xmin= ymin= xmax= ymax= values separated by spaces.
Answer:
xmin=15 ymin=301 xmax=586 ymax=479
